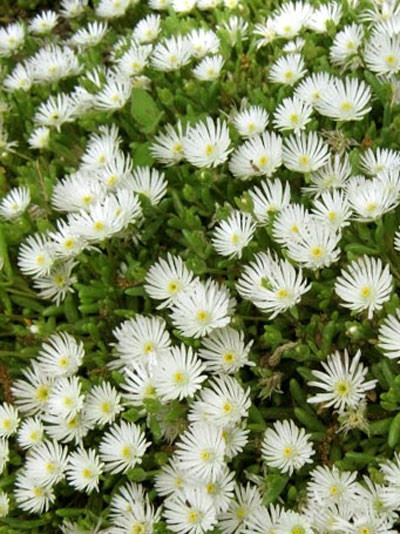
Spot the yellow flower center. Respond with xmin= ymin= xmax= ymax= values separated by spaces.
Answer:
xmin=188 ymin=512 xmax=198 ymax=523
xmin=93 ymin=221 xmax=105 ymax=232
xmin=284 ymin=70 xmax=294 ymax=80
xmin=101 ymin=401 xmax=111 ymax=413
xmin=82 ymin=468 xmax=92 ymax=478
xmin=291 ymin=223 xmax=299 ymax=233
xmin=236 ymin=507 xmax=246 ymax=519
xmin=59 ymin=356 xmax=69 ymax=368
xmin=247 ymin=122 xmax=256 ymax=132
xmin=2 ymin=419 xmax=11 ymax=430
xmin=335 ymin=380 xmax=350 ymax=396
xmin=290 ymin=113 xmax=299 ymax=124
xmin=167 ymin=280 xmax=180 ymax=293
xmin=122 ymin=445 xmax=132 ymax=459
xmin=330 ymin=485 xmax=339 ymax=495
xmin=223 ymin=352 xmax=235 ymax=363
xmin=361 ymin=286 xmax=371 ymax=298
xmin=258 ymin=155 xmax=268 ymax=167
xmin=64 ymin=238 xmax=75 ymax=249
xmin=206 ymin=483 xmax=215 ymax=494
xmin=205 ymin=144 xmax=214 ymax=155
xmin=283 ymin=446 xmax=293 ymax=457
xmin=222 ymin=401 xmax=232 ymax=413
xmin=174 ymin=371 xmax=184 ymax=383
xmin=365 ymin=201 xmax=377 ymax=213
xmin=292 ymin=528 xmax=305 ymax=534
xmin=276 ymin=288 xmax=289 ymax=299
xmin=200 ymin=450 xmax=212 ymax=461
xmin=33 ymin=487 xmax=44 ymax=498
xmin=328 ymin=211 xmax=337 ymax=221
xmin=360 ymin=528 xmax=370 ymax=534
xmin=45 ymin=462 xmax=55 ymax=473
xmin=131 ymin=523 xmax=145 ymax=534
xmin=231 ymin=233 xmax=240 ymax=245
xmin=173 ymin=142 xmax=183 ymax=154
xmin=340 ymin=101 xmax=353 ymax=112
xmin=311 ymin=246 xmax=323 ymax=258
xmin=385 ymin=54 xmax=396 ymax=66
xmin=36 ymin=385 xmax=50 ymax=402
xmin=143 ymin=342 xmax=154 ymax=354
xmin=300 ymin=155 xmax=309 ymax=166
xmin=36 ymin=254 xmax=45 ymax=266
xmin=145 ymin=385 xmax=156 ymax=397
xmin=196 ymin=310 xmax=209 ymax=323
xmin=175 ymin=477 xmax=183 ymax=487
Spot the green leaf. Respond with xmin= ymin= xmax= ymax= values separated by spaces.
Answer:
xmin=130 ymin=89 xmax=164 ymax=133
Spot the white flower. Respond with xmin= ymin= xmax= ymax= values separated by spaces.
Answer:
xmin=269 ymin=54 xmax=306 ymax=85
xmin=379 ymin=309 xmax=400 ymax=360
xmin=307 ymin=1 xmax=342 ymax=33
xmin=220 ymin=16 xmax=249 ymax=45
xmin=316 ymin=77 xmax=371 ymax=122
xmin=285 ymin=218 xmax=341 ymax=269
xmin=69 ymin=21 xmax=108 ymax=48
xmin=193 ymin=55 xmax=224 ymax=81
xmin=212 ymin=211 xmax=256 ymax=259
xmin=25 ymin=440 xmax=68 ymax=487
xmin=116 ymin=42 xmax=152 ymax=77
xmin=155 ymin=458 xmax=188 ymax=497
xmin=183 ymin=118 xmax=232 ymax=168
xmin=60 ymin=0 xmax=88 ymax=18
xmin=176 ymin=423 xmax=226 ymax=481
xmin=364 ymin=33 xmax=400 ymax=76
xmin=84 ymin=382 xmax=123 ymax=426
xmin=272 ymin=1 xmax=312 ymax=39
xmin=283 ymin=132 xmax=330 ymax=173
xmin=131 ymin=166 xmax=168 ymax=206
xmin=346 ymin=175 xmax=400 ymax=221
xmin=308 ymin=349 xmax=377 ymax=412
xmin=244 ymin=504 xmax=284 ymax=534
xmin=163 ymin=489 xmax=218 ymax=534
xmin=28 ymin=127 xmax=51 ymax=149
xmin=48 ymin=376 xmax=84 ymax=418
xmin=66 ymin=448 xmax=104 ymax=493
xmin=249 ymin=178 xmax=291 ymax=223
xmin=144 ymin=253 xmax=195 ymax=309
xmin=261 ymin=419 xmax=314 ymax=475
xmin=330 ymin=23 xmax=364 ymax=67
xmin=253 ymin=19 xmax=276 ymax=49
xmin=198 ymin=467 xmax=235 ymax=513
xmin=302 ymin=154 xmax=351 ymax=197
xmin=99 ymin=421 xmax=150 ymax=474
xmin=0 ymin=186 xmax=30 ymax=219
xmin=272 ymin=203 xmax=311 ymax=245
xmin=198 ymin=326 xmax=254 ymax=374
xmin=294 ymin=72 xmax=333 ymax=107
xmin=188 ymin=29 xmax=220 ymax=58
xmin=0 ymin=492 xmax=9 ymax=517
xmin=34 ymin=259 xmax=78 ymax=305
xmin=381 ymin=453 xmax=400 ymax=508
xmin=150 ymin=121 xmax=187 ymax=166
xmin=360 ymin=148 xmax=400 ymax=177
xmin=18 ymin=233 xmax=55 ymax=278
xmin=172 ymin=0 xmax=196 ymax=13
xmin=153 ymin=345 xmax=207 ymax=401
xmin=232 ymin=106 xmax=269 ymax=138
xmin=96 ymin=78 xmax=132 ymax=111
xmin=34 ymin=93 xmax=75 ymax=131
xmin=17 ymin=417 xmax=44 ymax=450
xmin=51 ymin=173 xmax=105 ymax=213
xmin=37 ymin=332 xmax=84 ymax=377
xmin=49 ymin=220 xmax=87 ymax=259
xmin=170 ymin=280 xmax=232 ymax=338
xmin=3 ymin=63 xmax=33 ymax=92
xmin=218 ymin=484 xmax=262 ymax=534
xmin=275 ymin=511 xmax=313 ymax=534
xmin=236 ymin=251 xmax=311 ymax=317
xmin=0 ymin=23 xmax=25 ymax=57
xmin=133 ymin=14 xmax=161 ymax=43
xmin=151 ymin=36 xmax=192 ymax=71
xmin=307 ymin=465 xmax=358 ymax=506
xmin=44 ymin=411 xmax=91 ymax=444
xmin=222 ymin=425 xmax=249 ymax=459
xmin=334 ymin=256 xmax=393 ymax=318
xmin=121 ymin=364 xmax=158 ymax=407
xmin=29 ymin=11 xmax=58 ymax=34
xmin=311 ymin=190 xmax=352 ymax=230
xmin=14 ymin=473 xmax=55 ymax=514
xmin=189 ymin=376 xmax=250 ymax=427
xmin=229 ymin=131 xmax=283 ymax=180
xmin=0 ymin=403 xmax=19 ymax=437
xmin=29 ymin=46 xmax=80 ymax=83
xmin=96 ymin=0 xmax=130 ymax=18
xmin=112 ymin=315 xmax=171 ymax=369
xmin=0 ymin=438 xmax=9 ymax=473
xmin=11 ymin=363 xmax=53 ymax=416
xmin=273 ymin=96 xmax=313 ymax=132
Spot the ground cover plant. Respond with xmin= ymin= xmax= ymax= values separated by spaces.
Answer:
xmin=1 ymin=0 xmax=400 ymax=532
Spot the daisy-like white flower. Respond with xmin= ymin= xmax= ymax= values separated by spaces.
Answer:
xmin=51 ymin=174 xmax=105 ymax=213
xmin=155 ymin=457 xmax=188 ymax=497
xmin=285 ymin=218 xmax=341 ymax=269
xmin=47 ymin=376 xmax=84 ymax=419
xmin=218 ymin=483 xmax=262 ymax=534
xmin=116 ymin=42 xmax=152 ymax=77
xmin=183 ymin=118 xmax=232 ymax=168
xmin=131 ymin=166 xmax=167 ymax=206
xmin=29 ymin=11 xmax=58 ymax=34
xmin=69 ymin=21 xmax=108 ymax=48
xmin=0 ymin=403 xmax=19 ymax=437
xmin=133 ymin=14 xmax=161 ymax=43
xmin=199 ymin=467 xmax=235 ymax=514
xmin=253 ymin=18 xmax=276 ymax=49
xmin=99 ymin=420 xmax=150 ymax=474
xmin=272 ymin=96 xmax=313 ymax=132
xmin=144 ymin=253 xmax=195 ymax=309
xmin=34 ymin=259 xmax=78 ymax=305
xmin=49 ymin=220 xmax=87 ymax=259
xmin=153 ymin=345 xmax=207 ymax=401
xmin=198 ymin=326 xmax=254 ymax=374
xmin=66 ymin=448 xmax=104 ymax=493
xmin=307 ymin=1 xmax=342 ymax=33
xmin=163 ymin=489 xmax=218 ymax=534
xmin=220 ymin=16 xmax=249 ymax=45
xmin=28 ymin=127 xmax=51 ymax=150
xmin=84 ymin=382 xmax=123 ymax=426
xmin=334 ymin=256 xmax=393 ymax=318
xmin=172 ymin=0 xmax=196 ymax=14
xmin=222 ymin=425 xmax=249 ymax=459
xmin=170 ymin=280 xmax=232 ymax=338
xmin=95 ymin=78 xmax=132 ymax=111
xmin=249 ymin=178 xmax=291 ymax=223
xmin=29 ymin=46 xmax=80 ymax=84
xmin=307 ymin=465 xmax=358 ymax=506
xmin=189 ymin=376 xmax=250 ymax=427
xmin=316 ymin=77 xmax=371 ymax=122
xmin=311 ymin=190 xmax=352 ymax=230
xmin=34 ymin=93 xmax=75 ymax=131
xmin=18 ymin=233 xmax=55 ymax=278
xmin=0 ymin=23 xmax=25 ymax=57
xmin=359 ymin=148 xmax=400 ymax=177
xmin=188 ymin=29 xmax=220 ymax=58
xmin=232 ymin=106 xmax=269 ymax=138
xmin=3 ymin=63 xmax=33 ymax=92
xmin=44 ymin=411 xmax=91 ymax=445
xmin=108 ymin=481 xmax=145 ymax=516
xmin=0 ymin=438 xmax=9 ymax=473
xmin=193 ymin=55 xmax=224 ymax=81
xmin=272 ymin=203 xmax=311 ymax=245
xmin=283 ymin=132 xmax=330 ymax=173
xmin=0 ymin=492 xmax=9 ymax=517
xmin=378 ymin=309 xmax=400 ymax=359
xmin=14 ymin=473 xmax=55 ymax=514
xmin=364 ymin=33 xmax=400 ymax=77
xmin=60 ymin=0 xmax=88 ymax=18
xmin=37 ymin=332 xmax=84 ymax=377
xmin=308 ymin=349 xmax=377 ymax=412
xmin=0 ymin=186 xmax=30 ymax=220
xmin=302 ymin=154 xmax=351 ymax=197
xmin=294 ymin=72 xmax=333 ymax=107
xmin=121 ymin=364 xmax=158 ymax=407
xmin=17 ymin=417 xmax=45 ymax=450
xmin=150 ymin=121 xmax=187 ymax=166
xmin=269 ymin=54 xmax=306 ymax=85
xmin=112 ymin=315 xmax=171 ymax=369
xmin=275 ymin=511 xmax=313 ymax=534
xmin=244 ymin=504 xmax=284 ymax=534
xmin=176 ymin=423 xmax=226 ymax=481
xmin=229 ymin=131 xmax=283 ymax=180
xmin=272 ymin=1 xmax=311 ymax=39
xmin=212 ymin=211 xmax=256 ymax=259
xmin=381 ymin=453 xmax=400 ymax=509
xmin=346 ymin=175 xmax=400 ymax=221
xmin=11 ymin=363 xmax=53 ymax=416
xmin=24 ymin=440 xmax=68 ymax=487
xmin=329 ymin=23 xmax=364 ymax=68
xmin=236 ymin=251 xmax=311 ymax=317
xmin=261 ymin=419 xmax=314 ymax=475
xmin=151 ymin=36 xmax=192 ymax=71
xmin=95 ymin=0 xmax=130 ymax=18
